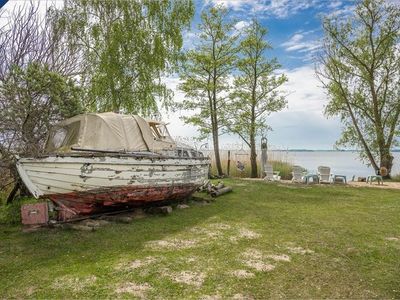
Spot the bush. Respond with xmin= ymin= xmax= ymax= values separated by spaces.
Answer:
xmin=0 ymin=197 xmax=38 ymax=225
xmin=390 ymin=174 xmax=400 ymax=182
xmin=270 ymin=160 xmax=294 ymax=180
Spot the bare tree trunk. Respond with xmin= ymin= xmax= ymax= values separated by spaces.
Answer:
xmin=212 ymin=57 xmax=223 ymax=176
xmin=212 ymin=122 xmax=223 ymax=176
xmin=250 ymin=132 xmax=257 ymax=178
xmin=380 ymin=151 xmax=393 ymax=179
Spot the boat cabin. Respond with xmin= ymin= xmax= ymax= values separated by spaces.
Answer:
xmin=45 ymin=112 xmax=178 ymax=154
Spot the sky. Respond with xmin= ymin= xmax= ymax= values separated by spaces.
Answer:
xmin=1 ymin=0 xmax=399 ymax=150
xmin=166 ymin=0 xmax=360 ymax=150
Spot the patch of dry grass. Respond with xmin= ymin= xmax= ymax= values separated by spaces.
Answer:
xmin=1 ymin=179 xmax=400 ymax=298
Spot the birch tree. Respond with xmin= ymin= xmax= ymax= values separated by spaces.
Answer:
xmin=317 ymin=0 xmax=400 ymax=177
xmin=53 ymin=0 xmax=194 ymax=115
xmin=179 ymin=6 xmax=238 ymax=176
xmin=228 ymin=20 xmax=287 ymax=178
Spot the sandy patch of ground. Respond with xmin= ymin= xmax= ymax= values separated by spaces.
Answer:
xmin=53 ymin=275 xmax=97 ymax=292
xmin=231 ymin=269 xmax=255 ymax=279
xmin=25 ymin=286 xmax=36 ymax=296
xmin=115 ymin=282 xmax=152 ymax=298
xmin=146 ymin=238 xmax=198 ymax=250
xmin=240 ymin=248 xmax=289 ymax=272
xmin=116 ymin=256 xmax=157 ymax=271
xmin=168 ymin=270 xmax=206 ymax=287
xmin=238 ymin=228 xmax=262 ymax=239
xmin=242 ymin=248 xmax=263 ymax=260
xmin=243 ymin=259 xmax=275 ymax=272
xmin=385 ymin=237 xmax=400 ymax=241
xmin=287 ymin=246 xmax=314 ymax=255
xmin=349 ymin=181 xmax=400 ymax=190
xmin=241 ymin=248 xmax=275 ymax=271
xmin=189 ymin=226 xmax=223 ymax=239
xmin=232 ymin=293 xmax=255 ymax=300
xmin=249 ymin=178 xmax=400 ymax=190
xmin=201 ymin=295 xmax=222 ymax=300
xmin=207 ymin=223 xmax=232 ymax=230
xmin=266 ymin=254 xmax=291 ymax=262
xmin=230 ymin=228 xmax=262 ymax=242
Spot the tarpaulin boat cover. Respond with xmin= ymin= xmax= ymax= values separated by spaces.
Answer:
xmin=45 ymin=112 xmax=176 ymax=153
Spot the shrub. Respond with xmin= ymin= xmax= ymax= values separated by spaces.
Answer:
xmin=270 ymin=160 xmax=293 ymax=180
xmin=390 ymin=174 xmax=400 ymax=182
xmin=0 ymin=197 xmax=37 ymax=225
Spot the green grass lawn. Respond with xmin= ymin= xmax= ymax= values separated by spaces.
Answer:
xmin=1 ymin=179 xmax=400 ymax=299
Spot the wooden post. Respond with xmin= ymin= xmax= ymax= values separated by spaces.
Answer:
xmin=227 ymin=150 xmax=231 ymax=176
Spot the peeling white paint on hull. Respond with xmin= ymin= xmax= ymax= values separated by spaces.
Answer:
xmin=16 ymin=155 xmax=210 ymax=219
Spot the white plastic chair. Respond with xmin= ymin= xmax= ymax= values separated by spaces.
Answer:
xmin=292 ymin=165 xmax=305 ymax=183
xmin=318 ymin=166 xmax=331 ymax=183
xmin=263 ymin=163 xmax=281 ymax=181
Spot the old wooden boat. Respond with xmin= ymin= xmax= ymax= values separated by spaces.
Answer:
xmin=16 ymin=112 xmax=210 ymax=221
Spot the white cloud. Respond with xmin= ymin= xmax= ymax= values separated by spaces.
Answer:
xmin=234 ymin=20 xmax=250 ymax=31
xmin=267 ymin=64 xmax=341 ymax=149
xmin=207 ymin=0 xmax=254 ymax=11
xmin=279 ymin=65 xmax=326 ymax=113
xmin=160 ymin=77 xmax=202 ymax=139
xmin=281 ymin=31 xmax=321 ymax=58
xmin=207 ymin=0 xmax=317 ymax=18
xmin=163 ymin=65 xmax=341 ymax=149
xmin=328 ymin=1 xmax=342 ymax=9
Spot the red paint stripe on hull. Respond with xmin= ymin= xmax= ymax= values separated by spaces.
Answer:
xmin=45 ymin=184 xmax=197 ymax=220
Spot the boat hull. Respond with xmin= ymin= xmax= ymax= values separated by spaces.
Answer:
xmin=16 ymin=154 xmax=209 ymax=220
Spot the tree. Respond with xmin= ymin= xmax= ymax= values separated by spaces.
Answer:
xmin=0 ymin=62 xmax=82 ymax=197
xmin=0 ymin=3 xmax=82 ymax=81
xmin=227 ymin=20 xmax=287 ymax=178
xmin=317 ymin=0 xmax=400 ymax=177
xmin=0 ymin=3 xmax=83 ymax=197
xmin=54 ymin=0 xmax=194 ymax=115
xmin=179 ymin=6 xmax=238 ymax=176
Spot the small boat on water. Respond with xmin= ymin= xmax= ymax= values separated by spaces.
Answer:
xmin=16 ymin=112 xmax=210 ymax=221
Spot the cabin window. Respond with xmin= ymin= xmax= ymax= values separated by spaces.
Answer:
xmin=46 ymin=121 xmax=81 ymax=152
xmin=149 ymin=123 xmax=173 ymax=142
xmin=52 ymin=128 xmax=67 ymax=149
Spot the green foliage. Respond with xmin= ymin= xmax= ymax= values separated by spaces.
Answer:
xmin=227 ymin=19 xmax=287 ymax=177
xmin=179 ymin=6 xmax=238 ymax=175
xmin=228 ymin=20 xmax=287 ymax=143
xmin=389 ymin=174 xmax=400 ymax=182
xmin=270 ymin=160 xmax=293 ymax=180
xmin=179 ymin=6 xmax=238 ymax=138
xmin=0 ymin=197 xmax=37 ymax=225
xmin=318 ymin=0 xmax=400 ymax=175
xmin=54 ymin=0 xmax=194 ymax=115
xmin=0 ymin=62 xmax=82 ymax=157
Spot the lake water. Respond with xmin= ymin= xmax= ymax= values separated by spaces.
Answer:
xmin=273 ymin=151 xmax=400 ymax=178
xmin=203 ymin=150 xmax=400 ymax=178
